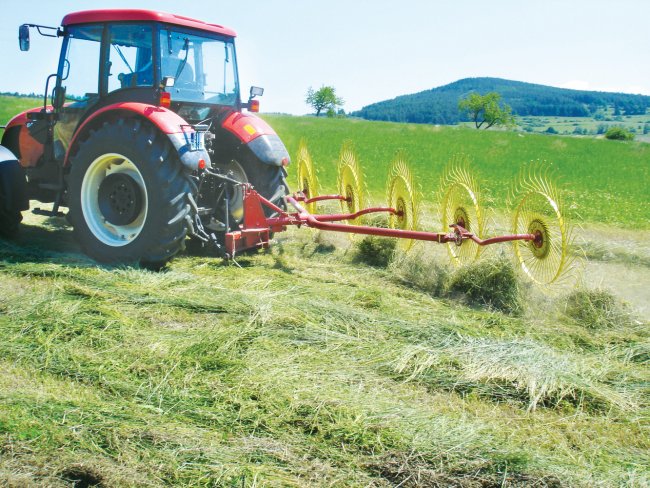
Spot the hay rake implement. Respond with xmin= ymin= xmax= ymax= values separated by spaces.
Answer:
xmin=223 ymin=141 xmax=572 ymax=285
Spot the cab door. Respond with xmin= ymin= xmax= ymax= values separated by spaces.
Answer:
xmin=53 ymin=24 xmax=103 ymax=161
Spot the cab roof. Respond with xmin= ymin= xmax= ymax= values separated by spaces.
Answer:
xmin=61 ymin=9 xmax=237 ymax=37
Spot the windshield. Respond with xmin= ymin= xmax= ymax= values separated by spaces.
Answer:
xmin=160 ymin=28 xmax=239 ymax=106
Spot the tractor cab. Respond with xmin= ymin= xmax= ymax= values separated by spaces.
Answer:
xmin=19 ymin=10 xmax=249 ymax=162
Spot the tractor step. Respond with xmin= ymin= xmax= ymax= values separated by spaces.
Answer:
xmin=37 ymin=183 xmax=64 ymax=191
xmin=32 ymin=207 xmax=66 ymax=218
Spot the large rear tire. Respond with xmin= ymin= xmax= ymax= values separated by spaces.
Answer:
xmin=68 ymin=119 xmax=193 ymax=265
xmin=0 ymin=156 xmax=25 ymax=239
xmin=240 ymin=158 xmax=288 ymax=217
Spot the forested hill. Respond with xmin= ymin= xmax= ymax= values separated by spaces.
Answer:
xmin=351 ymin=77 xmax=650 ymax=125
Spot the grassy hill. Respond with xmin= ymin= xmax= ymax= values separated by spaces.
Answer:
xmin=351 ymin=77 xmax=650 ymax=126
xmin=0 ymin=105 xmax=648 ymax=486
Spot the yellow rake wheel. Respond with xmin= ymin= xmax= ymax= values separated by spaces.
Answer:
xmin=386 ymin=153 xmax=419 ymax=251
xmin=511 ymin=164 xmax=571 ymax=285
xmin=337 ymin=142 xmax=365 ymax=226
xmin=295 ymin=140 xmax=319 ymax=214
xmin=439 ymin=157 xmax=485 ymax=266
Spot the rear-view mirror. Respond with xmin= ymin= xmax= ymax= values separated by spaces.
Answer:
xmin=19 ymin=25 xmax=30 ymax=52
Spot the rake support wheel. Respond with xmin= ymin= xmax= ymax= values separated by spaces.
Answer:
xmin=296 ymin=140 xmax=319 ymax=214
xmin=439 ymin=159 xmax=484 ymax=266
xmin=386 ymin=153 xmax=419 ymax=251
xmin=337 ymin=142 xmax=365 ymax=226
xmin=511 ymin=164 xmax=571 ymax=284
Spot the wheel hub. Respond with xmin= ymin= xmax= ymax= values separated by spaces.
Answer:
xmin=527 ymin=218 xmax=550 ymax=259
xmin=98 ymin=173 xmax=143 ymax=226
xmin=395 ymin=197 xmax=406 ymax=227
xmin=454 ymin=207 xmax=469 ymax=230
xmin=345 ymin=184 xmax=355 ymax=213
xmin=301 ymin=177 xmax=311 ymax=198
xmin=453 ymin=207 xmax=470 ymax=246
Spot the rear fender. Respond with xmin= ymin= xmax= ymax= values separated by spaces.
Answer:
xmin=222 ymin=112 xmax=290 ymax=167
xmin=0 ymin=146 xmax=29 ymax=211
xmin=65 ymin=102 xmax=210 ymax=171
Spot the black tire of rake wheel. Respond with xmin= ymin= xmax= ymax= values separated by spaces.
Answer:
xmin=67 ymin=118 xmax=193 ymax=268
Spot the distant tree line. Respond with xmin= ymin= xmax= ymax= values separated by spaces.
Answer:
xmin=351 ymin=78 xmax=650 ymax=125
xmin=0 ymin=91 xmax=43 ymax=98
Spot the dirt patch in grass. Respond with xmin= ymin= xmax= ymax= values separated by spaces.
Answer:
xmin=59 ymin=465 xmax=104 ymax=487
xmin=366 ymin=452 xmax=564 ymax=488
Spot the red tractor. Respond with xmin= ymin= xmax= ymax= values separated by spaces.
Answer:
xmin=0 ymin=9 xmax=573 ymax=285
xmin=0 ymin=9 xmax=289 ymax=265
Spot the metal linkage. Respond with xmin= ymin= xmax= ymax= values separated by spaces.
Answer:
xmin=223 ymin=186 xmax=537 ymax=257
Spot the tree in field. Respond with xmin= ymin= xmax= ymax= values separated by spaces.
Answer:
xmin=306 ymin=86 xmax=344 ymax=116
xmin=604 ymin=126 xmax=634 ymax=141
xmin=458 ymin=92 xmax=515 ymax=129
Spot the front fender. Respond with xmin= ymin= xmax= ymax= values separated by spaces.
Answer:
xmin=65 ymin=102 xmax=210 ymax=171
xmin=4 ymin=107 xmax=47 ymax=168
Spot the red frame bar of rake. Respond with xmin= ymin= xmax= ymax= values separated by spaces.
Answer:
xmin=224 ymin=187 xmax=538 ymax=256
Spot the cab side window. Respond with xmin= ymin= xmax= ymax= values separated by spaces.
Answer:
xmin=62 ymin=25 xmax=103 ymax=101
xmin=107 ymin=24 xmax=153 ymax=92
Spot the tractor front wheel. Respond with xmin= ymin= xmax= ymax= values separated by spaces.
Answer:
xmin=68 ymin=119 xmax=193 ymax=266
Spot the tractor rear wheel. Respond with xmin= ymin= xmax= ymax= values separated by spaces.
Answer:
xmin=240 ymin=159 xmax=288 ymax=217
xmin=0 ymin=157 xmax=25 ymax=239
xmin=68 ymin=119 xmax=193 ymax=266
xmin=0 ymin=205 xmax=21 ymax=238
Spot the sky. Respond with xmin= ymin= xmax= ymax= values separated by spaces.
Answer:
xmin=0 ymin=0 xmax=648 ymax=115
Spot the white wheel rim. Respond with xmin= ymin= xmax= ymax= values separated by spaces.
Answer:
xmin=81 ymin=153 xmax=148 ymax=247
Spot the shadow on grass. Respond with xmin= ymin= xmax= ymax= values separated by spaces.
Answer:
xmin=0 ymin=221 xmax=90 ymax=265
xmin=1 ymin=222 xmax=184 ymax=273
xmin=2 ymin=219 xmax=319 ymax=274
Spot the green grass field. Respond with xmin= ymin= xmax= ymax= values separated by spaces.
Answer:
xmin=266 ymin=115 xmax=650 ymax=229
xmin=0 ymin=94 xmax=41 ymax=128
xmin=515 ymin=113 xmax=650 ymax=139
xmin=1 ymin=97 xmax=649 ymax=486
xmin=1 ymin=216 xmax=648 ymax=487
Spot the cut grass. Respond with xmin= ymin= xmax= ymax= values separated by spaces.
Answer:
xmin=563 ymin=287 xmax=633 ymax=329
xmin=574 ymin=240 xmax=650 ymax=268
xmin=353 ymin=235 xmax=397 ymax=268
xmin=2 ymin=220 xmax=648 ymax=486
xmin=446 ymin=256 xmax=524 ymax=315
